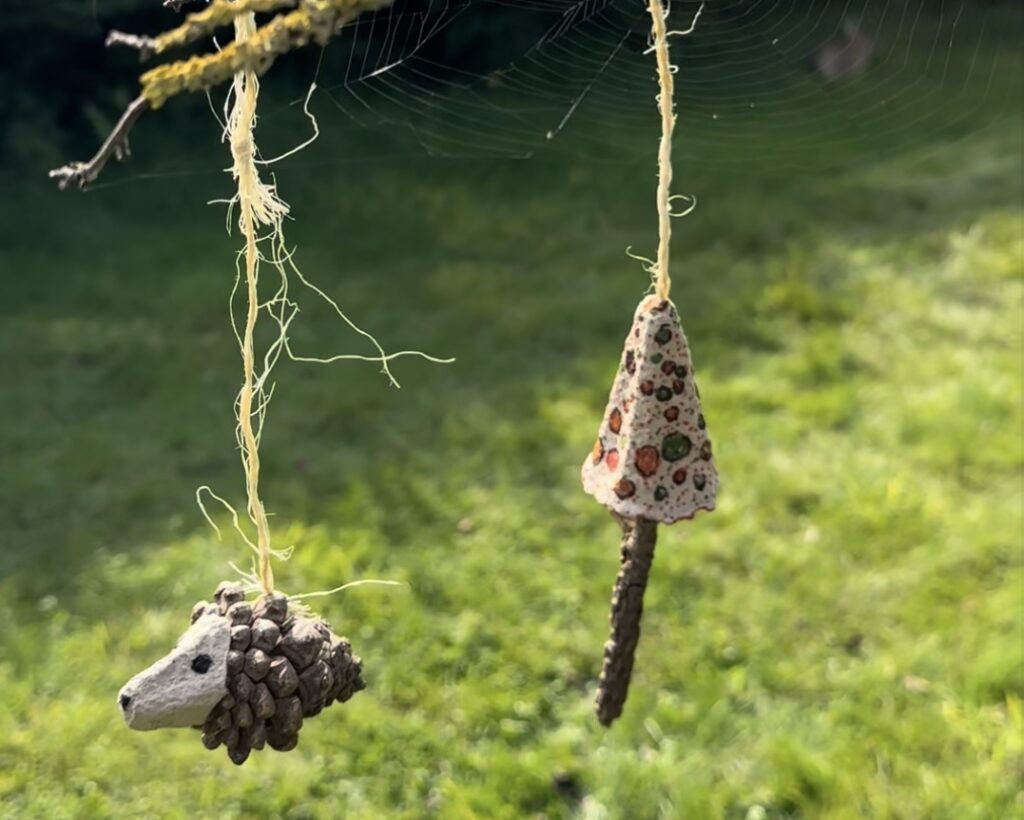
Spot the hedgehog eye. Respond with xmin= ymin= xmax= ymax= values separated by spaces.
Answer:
xmin=191 ymin=654 xmax=213 ymax=674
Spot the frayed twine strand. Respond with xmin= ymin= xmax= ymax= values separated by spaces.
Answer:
xmin=209 ymin=7 xmax=446 ymax=598
xmin=635 ymin=0 xmax=703 ymax=300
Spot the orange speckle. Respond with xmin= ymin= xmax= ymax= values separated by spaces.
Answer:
xmin=608 ymin=408 xmax=623 ymax=434
xmin=635 ymin=446 xmax=660 ymax=477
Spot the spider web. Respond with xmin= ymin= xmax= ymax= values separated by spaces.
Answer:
xmin=68 ymin=0 xmax=1019 ymax=192
xmin=78 ymin=0 xmax=1016 ymax=191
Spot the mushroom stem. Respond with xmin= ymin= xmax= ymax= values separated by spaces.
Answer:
xmin=594 ymin=515 xmax=658 ymax=727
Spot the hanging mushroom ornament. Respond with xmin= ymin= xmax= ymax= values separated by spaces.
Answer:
xmin=584 ymin=0 xmax=717 ymax=727
xmin=118 ymin=582 xmax=364 ymax=764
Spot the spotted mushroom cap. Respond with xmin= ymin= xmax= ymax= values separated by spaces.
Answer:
xmin=581 ymin=295 xmax=718 ymax=523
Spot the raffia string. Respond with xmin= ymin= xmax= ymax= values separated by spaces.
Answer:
xmin=228 ymin=8 xmax=288 ymax=595
xmin=648 ymin=0 xmax=675 ymax=302
xmin=210 ymin=7 xmax=452 ymax=599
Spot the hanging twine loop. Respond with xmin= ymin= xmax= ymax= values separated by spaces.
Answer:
xmin=649 ymin=0 xmax=676 ymax=302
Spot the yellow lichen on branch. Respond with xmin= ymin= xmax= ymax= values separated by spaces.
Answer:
xmin=141 ymin=0 xmax=394 ymax=108
xmin=148 ymin=0 xmax=294 ymax=56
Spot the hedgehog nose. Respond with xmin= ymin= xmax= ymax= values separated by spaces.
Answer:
xmin=119 ymin=694 xmax=132 ymax=710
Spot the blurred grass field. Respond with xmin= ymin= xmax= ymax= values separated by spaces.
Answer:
xmin=0 ymin=7 xmax=1022 ymax=818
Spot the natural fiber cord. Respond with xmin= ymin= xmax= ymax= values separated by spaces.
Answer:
xmin=228 ymin=8 xmax=288 ymax=595
xmin=649 ymin=0 xmax=675 ymax=302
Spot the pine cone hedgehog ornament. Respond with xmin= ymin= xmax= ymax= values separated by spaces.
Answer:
xmin=117 ymin=582 xmax=364 ymax=764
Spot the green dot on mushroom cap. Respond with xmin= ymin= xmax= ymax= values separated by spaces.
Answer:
xmin=661 ymin=432 xmax=692 ymax=462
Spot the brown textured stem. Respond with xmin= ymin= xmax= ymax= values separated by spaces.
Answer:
xmin=594 ymin=516 xmax=658 ymax=727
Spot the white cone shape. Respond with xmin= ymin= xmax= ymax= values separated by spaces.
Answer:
xmin=582 ymin=295 xmax=718 ymax=523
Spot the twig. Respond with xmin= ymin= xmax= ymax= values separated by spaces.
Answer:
xmin=106 ymin=30 xmax=158 ymax=60
xmin=49 ymin=0 xmax=394 ymax=190
xmin=47 ymin=96 xmax=149 ymax=190
xmin=594 ymin=516 xmax=658 ymax=727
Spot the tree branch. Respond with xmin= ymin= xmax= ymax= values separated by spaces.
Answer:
xmin=149 ymin=0 xmax=296 ymax=58
xmin=48 ymin=96 xmax=149 ymax=190
xmin=105 ymin=30 xmax=158 ymax=60
xmin=49 ymin=0 xmax=394 ymax=190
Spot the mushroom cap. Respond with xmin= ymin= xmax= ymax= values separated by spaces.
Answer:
xmin=582 ymin=295 xmax=718 ymax=524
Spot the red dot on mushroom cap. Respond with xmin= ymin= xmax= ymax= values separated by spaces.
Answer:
xmin=608 ymin=408 xmax=623 ymax=434
xmin=635 ymin=446 xmax=660 ymax=477
xmin=614 ymin=478 xmax=636 ymax=499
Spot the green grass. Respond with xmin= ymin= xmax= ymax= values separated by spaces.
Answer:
xmin=1 ymin=10 xmax=1022 ymax=819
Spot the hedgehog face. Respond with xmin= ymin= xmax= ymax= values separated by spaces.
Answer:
xmin=118 ymin=612 xmax=231 ymax=731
